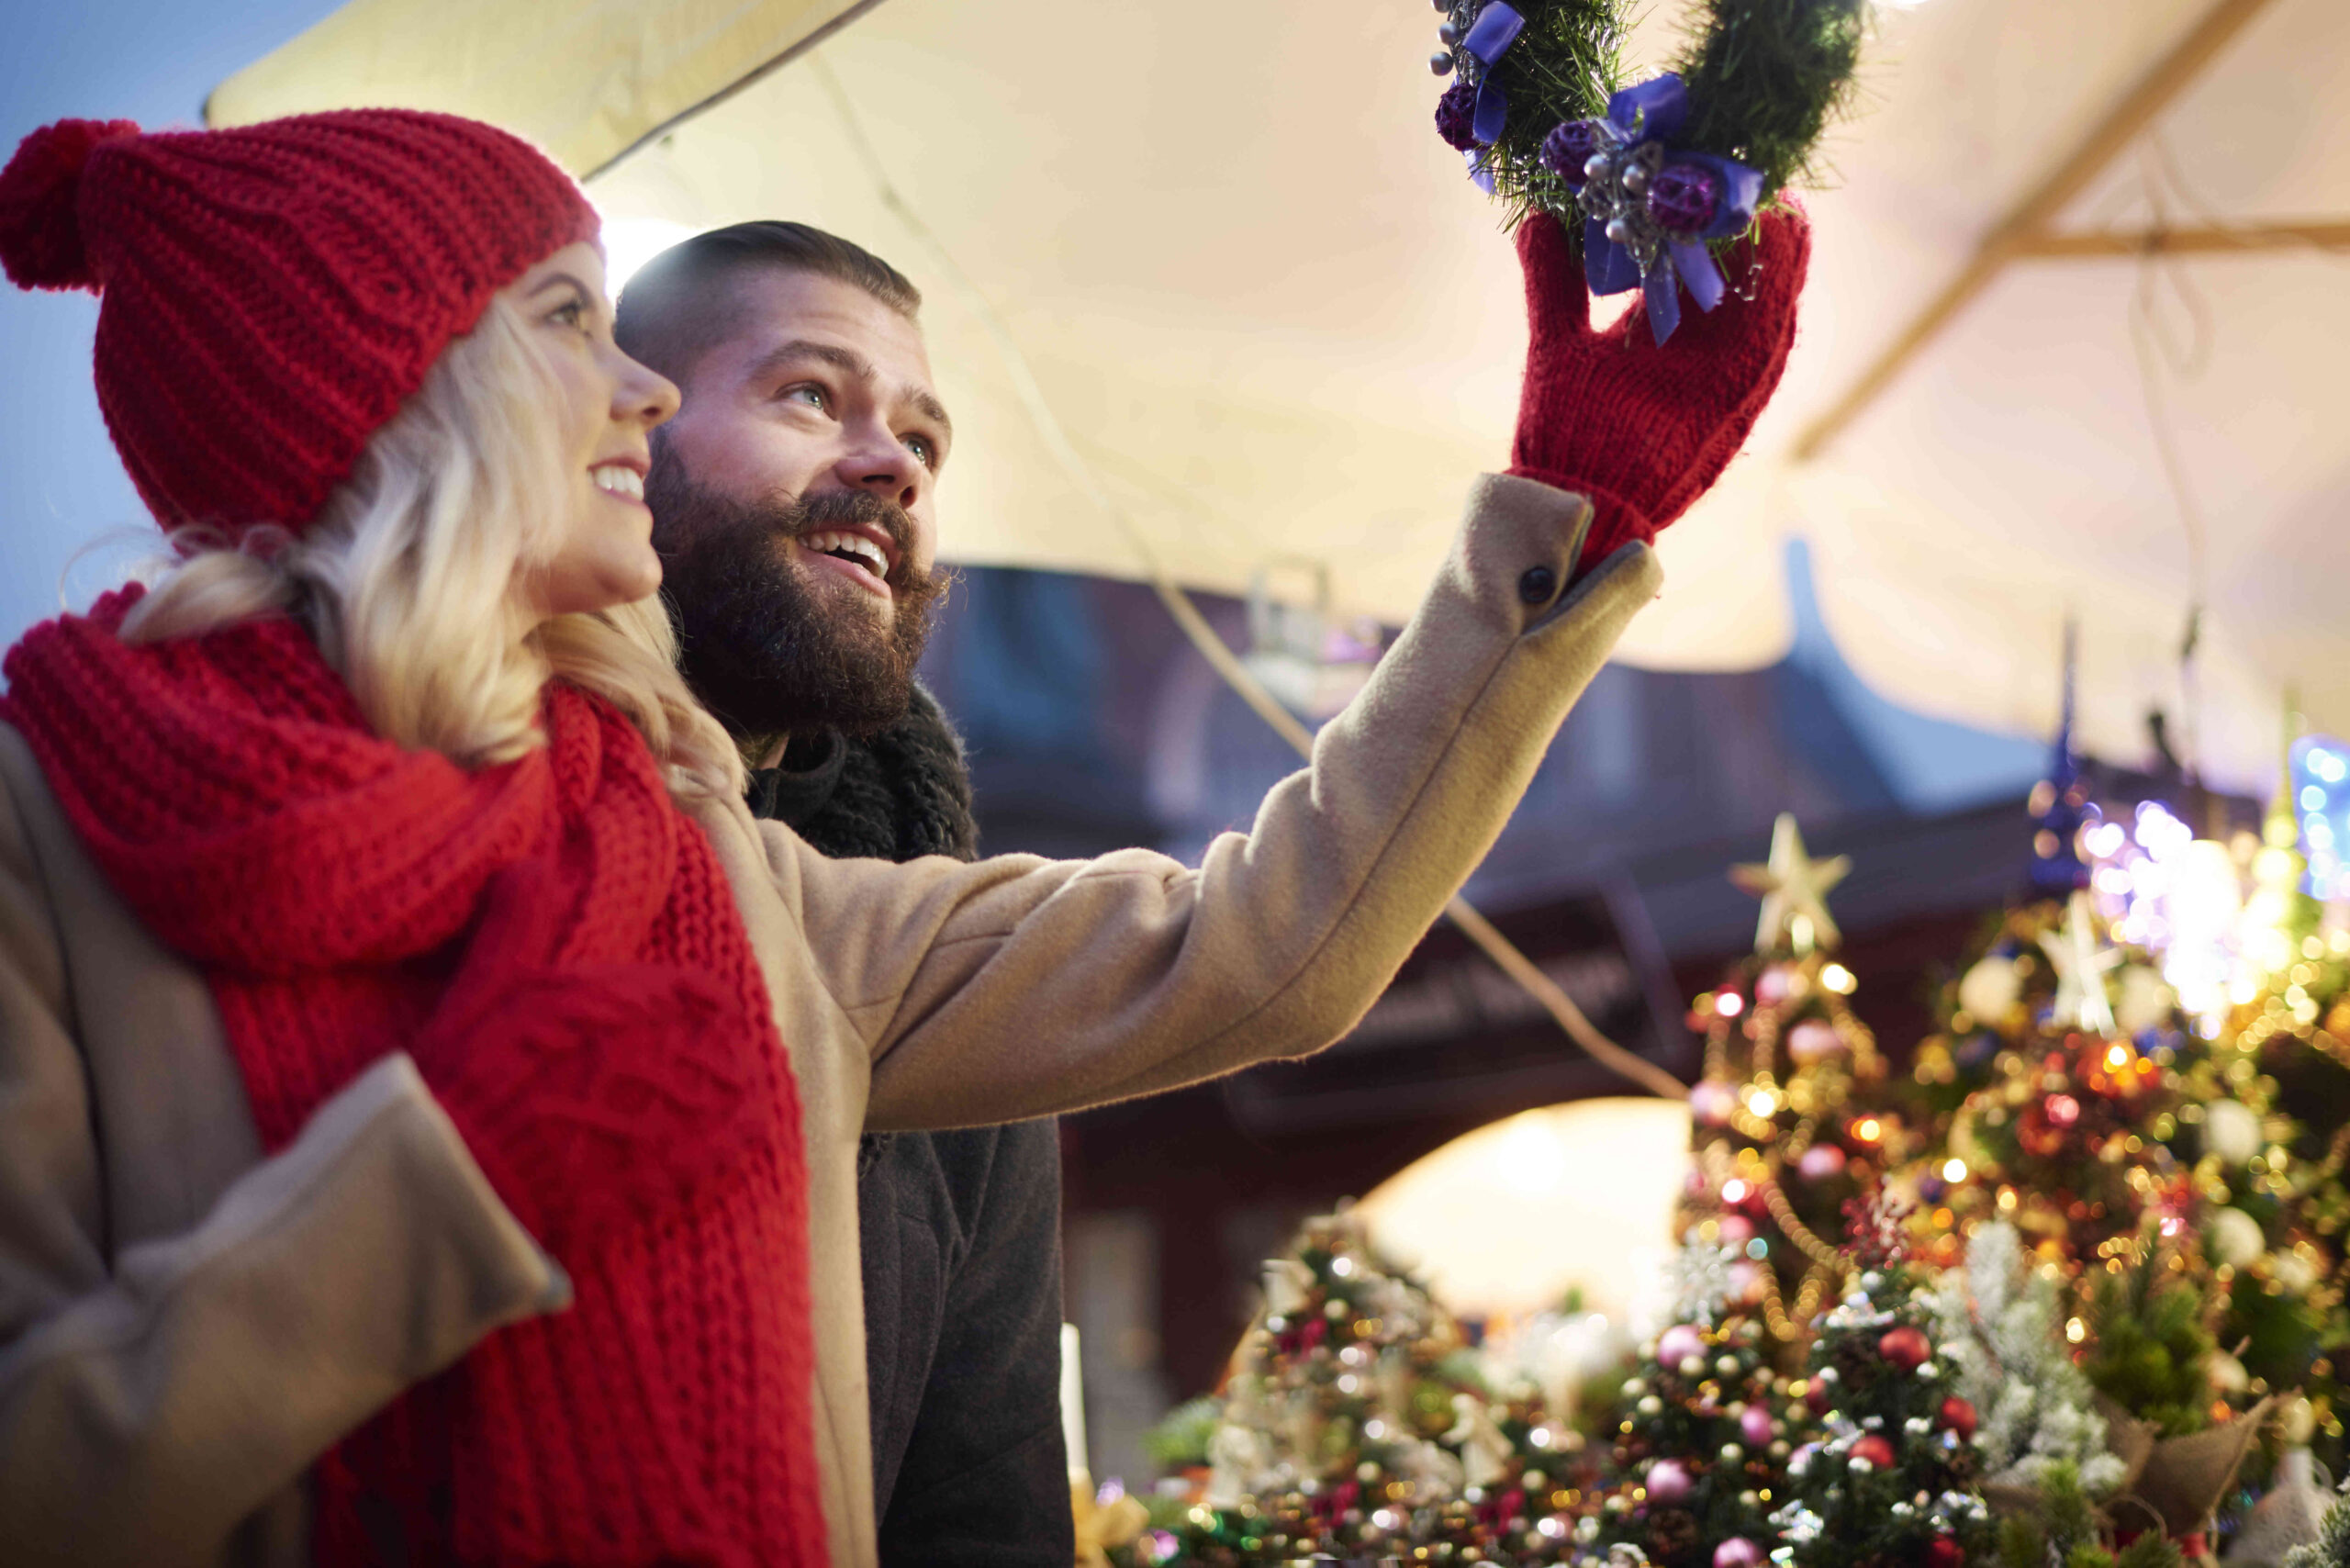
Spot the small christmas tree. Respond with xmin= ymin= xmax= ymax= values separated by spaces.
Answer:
xmin=2080 ymin=1239 xmax=2218 ymax=1441
xmin=1766 ymin=1195 xmax=1993 ymax=1568
xmin=1992 ymin=1461 xmax=2181 ymax=1568
xmin=1173 ymin=1210 xmax=1578 ymax=1564
xmin=1929 ymin=1220 xmax=2126 ymax=1499
xmin=1582 ymin=1238 xmax=1808 ymax=1568
xmin=2282 ymin=1488 xmax=2350 ymax=1568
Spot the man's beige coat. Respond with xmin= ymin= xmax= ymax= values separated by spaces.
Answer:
xmin=0 ymin=476 xmax=1660 ymax=1566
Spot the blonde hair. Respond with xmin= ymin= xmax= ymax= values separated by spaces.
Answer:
xmin=118 ymin=296 xmax=744 ymax=802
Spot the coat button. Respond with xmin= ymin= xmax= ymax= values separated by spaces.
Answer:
xmin=1517 ymin=565 xmax=1558 ymax=605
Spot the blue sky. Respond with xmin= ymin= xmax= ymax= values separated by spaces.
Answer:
xmin=0 ymin=0 xmax=2046 ymax=817
xmin=0 ymin=0 xmax=345 ymax=644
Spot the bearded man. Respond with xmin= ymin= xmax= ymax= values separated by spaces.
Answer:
xmin=615 ymin=203 xmax=1811 ymax=1562
xmin=618 ymin=223 xmax=1071 ymax=1564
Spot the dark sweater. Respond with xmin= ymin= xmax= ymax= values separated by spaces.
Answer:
xmin=747 ymin=687 xmax=1073 ymax=1566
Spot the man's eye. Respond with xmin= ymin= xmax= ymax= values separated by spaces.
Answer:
xmin=782 ymin=385 xmax=829 ymax=411
xmin=904 ymin=433 xmax=937 ymax=469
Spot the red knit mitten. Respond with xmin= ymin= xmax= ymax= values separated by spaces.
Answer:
xmin=413 ymin=861 xmax=777 ymax=1255
xmin=1508 ymin=204 xmax=1811 ymax=575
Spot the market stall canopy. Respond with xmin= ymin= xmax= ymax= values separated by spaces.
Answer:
xmin=212 ymin=0 xmax=2350 ymax=793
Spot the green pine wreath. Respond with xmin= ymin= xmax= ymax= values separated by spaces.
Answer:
xmin=1427 ymin=0 xmax=1866 ymax=237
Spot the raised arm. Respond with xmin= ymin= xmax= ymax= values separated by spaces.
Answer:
xmin=778 ymin=474 xmax=1661 ymax=1131
xmin=0 ymin=734 xmax=569 ymax=1567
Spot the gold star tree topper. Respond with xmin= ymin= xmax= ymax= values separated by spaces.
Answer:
xmin=2039 ymin=889 xmax=2122 ymax=1036
xmin=1729 ymin=813 xmax=1851 ymax=956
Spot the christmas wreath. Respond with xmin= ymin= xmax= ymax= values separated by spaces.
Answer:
xmin=1427 ymin=0 xmax=1863 ymax=340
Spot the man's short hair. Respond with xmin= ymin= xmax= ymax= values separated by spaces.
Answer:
xmin=615 ymin=220 xmax=922 ymax=385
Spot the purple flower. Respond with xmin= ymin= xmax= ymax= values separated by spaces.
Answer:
xmin=1434 ymin=80 xmax=1481 ymax=151
xmin=1540 ymin=120 xmax=1606 ymax=185
xmin=1646 ymin=162 xmax=1722 ymax=233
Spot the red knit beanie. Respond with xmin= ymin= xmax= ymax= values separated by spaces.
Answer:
xmin=0 ymin=109 xmax=599 ymax=536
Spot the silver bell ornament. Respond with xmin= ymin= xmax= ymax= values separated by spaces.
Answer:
xmin=1622 ymin=163 xmax=1651 ymax=195
xmin=1428 ymin=51 xmax=1455 ymax=75
xmin=1604 ymin=217 xmax=1633 ymax=246
xmin=1583 ymin=152 xmax=1610 ymax=181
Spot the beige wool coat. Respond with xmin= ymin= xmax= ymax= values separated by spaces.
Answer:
xmin=0 ymin=475 xmax=1661 ymax=1567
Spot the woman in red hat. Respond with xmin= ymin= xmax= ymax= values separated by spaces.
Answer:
xmin=0 ymin=108 xmax=1804 ymax=1567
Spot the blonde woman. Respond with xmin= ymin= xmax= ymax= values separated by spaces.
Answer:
xmin=0 ymin=108 xmax=1797 ymax=1567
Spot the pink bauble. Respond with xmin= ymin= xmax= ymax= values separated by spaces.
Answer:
xmin=1727 ymin=1260 xmax=1765 ymax=1305
xmin=1797 ymin=1144 xmax=1848 ymax=1182
xmin=1786 ymin=1019 xmax=1843 ymax=1065
xmin=1645 ymin=1459 xmax=1693 ymax=1505
xmin=1740 ymin=1406 xmax=1774 ymax=1446
xmin=1715 ymin=1540 xmax=1763 ymax=1568
xmin=1718 ymin=1215 xmax=1756 ymax=1245
xmin=1691 ymin=1080 xmax=1737 ymax=1126
xmin=1755 ymin=965 xmax=1795 ymax=1005
xmin=1658 ymin=1325 xmax=1707 ymax=1369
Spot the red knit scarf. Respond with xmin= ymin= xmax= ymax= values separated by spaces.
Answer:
xmin=1 ymin=588 xmax=831 ymax=1567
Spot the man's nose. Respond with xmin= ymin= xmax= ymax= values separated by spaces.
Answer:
xmin=839 ymin=429 xmax=921 ymax=513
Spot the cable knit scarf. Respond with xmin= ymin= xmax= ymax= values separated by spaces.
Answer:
xmin=0 ymin=588 xmax=829 ymax=1567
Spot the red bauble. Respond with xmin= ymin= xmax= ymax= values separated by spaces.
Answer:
xmin=1850 ymin=1434 xmax=1897 ymax=1469
xmin=1877 ymin=1325 xmax=1933 ymax=1370
xmin=1939 ymin=1395 xmax=1978 ymax=1440
xmin=1924 ymin=1537 xmax=1964 ymax=1568
xmin=1804 ymin=1381 xmax=1832 ymax=1416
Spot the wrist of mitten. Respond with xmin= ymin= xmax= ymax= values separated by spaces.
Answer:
xmin=417 ymin=966 xmax=770 ymax=1251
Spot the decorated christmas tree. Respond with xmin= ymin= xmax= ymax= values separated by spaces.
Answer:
xmin=1579 ymin=1238 xmax=1808 ymax=1568
xmin=1166 ymin=1210 xmax=1580 ymax=1564
xmin=1766 ymin=1195 xmax=1994 ymax=1568
xmin=1682 ymin=814 xmax=1901 ymax=1346
xmin=1915 ymin=890 xmax=2204 ymax=1271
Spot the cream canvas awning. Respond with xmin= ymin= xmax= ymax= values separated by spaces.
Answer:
xmin=213 ymin=0 xmax=2350 ymax=793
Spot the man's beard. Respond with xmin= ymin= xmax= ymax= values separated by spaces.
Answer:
xmin=647 ymin=451 xmax=946 ymax=742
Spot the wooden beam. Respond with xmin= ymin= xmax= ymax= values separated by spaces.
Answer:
xmin=2011 ymin=219 xmax=2350 ymax=259
xmin=1792 ymin=0 xmax=2279 ymax=462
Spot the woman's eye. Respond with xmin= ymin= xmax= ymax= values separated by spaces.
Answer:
xmin=547 ymin=297 xmax=588 ymax=330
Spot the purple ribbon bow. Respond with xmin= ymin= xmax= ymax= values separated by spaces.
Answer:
xmin=1454 ymin=3 xmax=1527 ymax=193
xmin=1464 ymin=3 xmax=1526 ymax=145
xmin=1546 ymin=73 xmax=1762 ymax=343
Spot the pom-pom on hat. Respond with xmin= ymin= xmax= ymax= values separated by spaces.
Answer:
xmin=0 ymin=109 xmax=599 ymax=537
